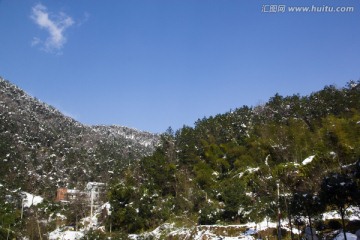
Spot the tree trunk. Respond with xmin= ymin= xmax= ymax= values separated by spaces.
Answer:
xmin=297 ymin=223 xmax=301 ymax=240
xmin=307 ymin=211 xmax=314 ymax=240
xmin=36 ymin=211 xmax=43 ymax=240
xmin=340 ymin=207 xmax=347 ymax=240
xmin=288 ymin=215 xmax=294 ymax=240
xmin=285 ymin=197 xmax=294 ymax=240
xmin=6 ymin=226 xmax=10 ymax=240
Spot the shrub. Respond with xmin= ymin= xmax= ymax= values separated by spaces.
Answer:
xmin=327 ymin=219 xmax=342 ymax=230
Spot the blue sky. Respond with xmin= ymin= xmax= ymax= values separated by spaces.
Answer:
xmin=0 ymin=0 xmax=359 ymax=133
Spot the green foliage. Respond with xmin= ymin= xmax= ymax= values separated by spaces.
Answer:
xmin=319 ymin=172 xmax=359 ymax=240
xmin=0 ymin=188 xmax=21 ymax=238
xmin=320 ymin=173 xmax=358 ymax=213
xmin=290 ymin=192 xmax=324 ymax=219
xmin=219 ymin=178 xmax=252 ymax=222
xmin=4 ymin=78 xmax=360 ymax=236
xmin=105 ymin=81 xmax=360 ymax=234
xmin=80 ymin=229 xmax=108 ymax=240
xmin=194 ymin=161 xmax=215 ymax=190
xmin=108 ymin=181 xmax=174 ymax=234
xmin=198 ymin=204 xmax=220 ymax=225
xmin=141 ymin=147 xmax=177 ymax=196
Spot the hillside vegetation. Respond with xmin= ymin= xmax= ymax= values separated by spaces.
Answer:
xmin=0 ymin=77 xmax=359 ymax=239
xmin=0 ymin=77 xmax=160 ymax=238
xmin=106 ymin=80 xmax=360 ymax=238
xmin=0 ymin=77 xmax=159 ymax=194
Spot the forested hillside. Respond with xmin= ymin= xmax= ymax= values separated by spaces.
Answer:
xmin=0 ymin=78 xmax=160 ymax=194
xmin=107 ymin=81 xmax=360 ymax=237
xmin=1 ymin=78 xmax=360 ymax=239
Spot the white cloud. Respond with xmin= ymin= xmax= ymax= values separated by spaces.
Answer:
xmin=31 ymin=37 xmax=41 ymax=47
xmin=31 ymin=3 xmax=74 ymax=53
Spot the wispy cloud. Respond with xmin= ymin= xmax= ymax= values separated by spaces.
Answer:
xmin=77 ymin=12 xmax=90 ymax=27
xmin=30 ymin=3 xmax=74 ymax=53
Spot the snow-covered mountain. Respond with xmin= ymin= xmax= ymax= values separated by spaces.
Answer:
xmin=0 ymin=77 xmax=160 ymax=197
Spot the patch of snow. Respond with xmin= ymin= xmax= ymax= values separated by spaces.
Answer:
xmin=81 ymin=215 xmax=99 ymax=231
xmin=101 ymin=202 xmax=111 ymax=215
xmin=322 ymin=206 xmax=360 ymax=221
xmin=248 ymin=167 xmax=259 ymax=173
xmin=236 ymin=167 xmax=260 ymax=178
xmin=129 ymin=223 xmax=176 ymax=239
xmin=193 ymin=227 xmax=255 ymax=240
xmin=246 ymin=192 xmax=254 ymax=197
xmin=55 ymin=213 xmax=67 ymax=220
xmin=302 ymin=155 xmax=315 ymax=165
xmin=48 ymin=229 xmax=84 ymax=240
xmin=67 ymin=189 xmax=80 ymax=195
xmin=22 ymin=192 xmax=43 ymax=207
xmin=265 ymin=154 xmax=270 ymax=167
xmin=333 ymin=232 xmax=357 ymax=240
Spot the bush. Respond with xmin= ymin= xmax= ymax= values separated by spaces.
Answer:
xmin=327 ymin=219 xmax=342 ymax=230
xmin=108 ymin=231 xmax=131 ymax=240
xmin=346 ymin=220 xmax=360 ymax=233
xmin=80 ymin=229 xmax=107 ymax=240
xmin=314 ymin=219 xmax=326 ymax=230
xmin=198 ymin=204 xmax=220 ymax=225
xmin=0 ymin=228 xmax=16 ymax=240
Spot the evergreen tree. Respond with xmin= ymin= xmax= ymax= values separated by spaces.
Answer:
xmin=290 ymin=192 xmax=324 ymax=240
xmin=319 ymin=173 xmax=358 ymax=240
xmin=219 ymin=178 xmax=252 ymax=223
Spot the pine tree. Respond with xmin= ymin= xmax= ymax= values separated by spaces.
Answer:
xmin=319 ymin=173 xmax=358 ymax=240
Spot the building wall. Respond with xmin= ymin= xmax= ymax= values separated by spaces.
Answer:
xmin=55 ymin=183 xmax=105 ymax=203
xmin=55 ymin=188 xmax=68 ymax=202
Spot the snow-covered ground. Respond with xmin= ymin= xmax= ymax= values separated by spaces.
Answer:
xmin=128 ymin=209 xmax=360 ymax=240
xmin=48 ymin=202 xmax=107 ymax=239
xmin=302 ymin=155 xmax=315 ymax=165
xmin=322 ymin=206 xmax=360 ymax=221
xmin=128 ymin=219 xmax=284 ymax=240
xmin=333 ymin=232 xmax=358 ymax=240
xmin=48 ymin=229 xmax=84 ymax=240
xmin=47 ymin=205 xmax=360 ymax=240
